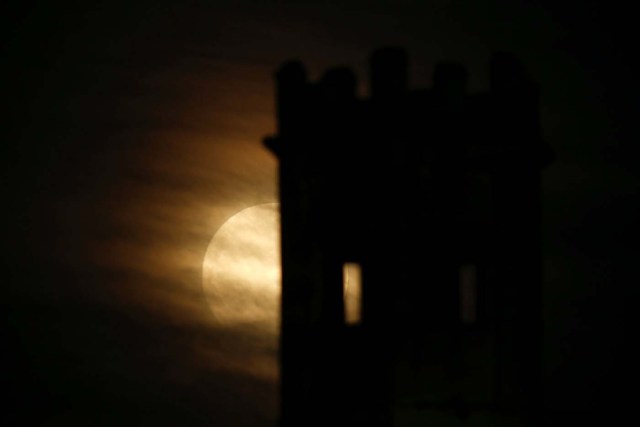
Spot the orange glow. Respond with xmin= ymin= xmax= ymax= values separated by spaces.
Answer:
xmin=343 ymin=262 xmax=362 ymax=325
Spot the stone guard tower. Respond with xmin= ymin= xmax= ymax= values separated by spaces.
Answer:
xmin=264 ymin=47 xmax=553 ymax=426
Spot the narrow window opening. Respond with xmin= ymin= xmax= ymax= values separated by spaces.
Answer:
xmin=343 ymin=262 xmax=362 ymax=325
xmin=459 ymin=264 xmax=477 ymax=324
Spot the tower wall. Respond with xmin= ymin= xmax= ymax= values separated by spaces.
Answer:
xmin=265 ymin=47 xmax=552 ymax=427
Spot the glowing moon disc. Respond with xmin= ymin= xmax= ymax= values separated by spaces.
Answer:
xmin=202 ymin=203 xmax=281 ymax=335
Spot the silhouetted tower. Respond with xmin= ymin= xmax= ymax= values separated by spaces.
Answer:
xmin=265 ymin=47 xmax=553 ymax=427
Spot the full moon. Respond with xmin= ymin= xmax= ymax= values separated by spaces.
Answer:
xmin=202 ymin=203 xmax=281 ymax=336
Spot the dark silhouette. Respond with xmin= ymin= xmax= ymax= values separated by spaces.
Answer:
xmin=264 ymin=47 xmax=553 ymax=426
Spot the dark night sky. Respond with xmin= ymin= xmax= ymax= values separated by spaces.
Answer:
xmin=2 ymin=1 xmax=638 ymax=425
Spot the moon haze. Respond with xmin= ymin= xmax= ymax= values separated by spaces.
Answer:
xmin=202 ymin=203 xmax=281 ymax=380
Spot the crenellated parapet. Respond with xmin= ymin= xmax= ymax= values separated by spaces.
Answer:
xmin=266 ymin=47 xmax=553 ymax=174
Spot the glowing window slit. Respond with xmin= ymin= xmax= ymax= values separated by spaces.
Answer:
xmin=343 ymin=262 xmax=362 ymax=325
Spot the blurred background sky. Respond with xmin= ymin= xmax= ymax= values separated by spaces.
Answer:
xmin=2 ymin=1 xmax=638 ymax=425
